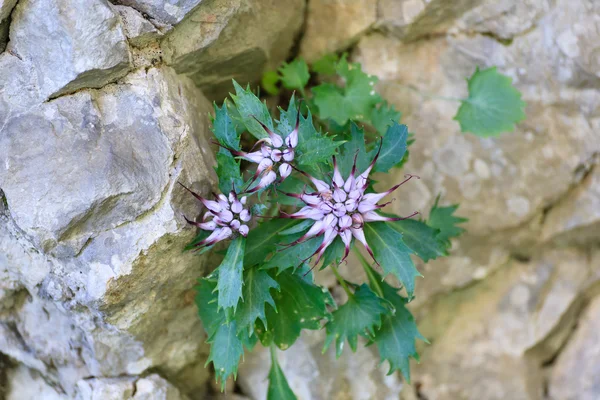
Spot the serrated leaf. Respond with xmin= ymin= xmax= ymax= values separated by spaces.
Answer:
xmin=312 ymin=56 xmax=381 ymax=125
xmin=427 ymin=197 xmax=467 ymax=244
xmin=324 ymin=284 xmax=390 ymax=357
xmin=312 ymin=53 xmax=339 ymax=76
xmin=319 ymin=236 xmax=344 ymax=269
xmin=278 ymin=219 xmax=314 ymax=236
xmin=372 ymin=122 xmax=408 ymax=173
xmin=279 ymin=59 xmax=310 ymax=91
xmin=230 ymin=80 xmax=274 ymax=139
xmin=371 ymin=101 xmax=401 ymax=135
xmin=212 ymin=101 xmax=241 ymax=150
xmin=390 ymin=219 xmax=447 ymax=263
xmin=262 ymin=235 xmax=321 ymax=274
xmin=370 ymin=279 xmax=426 ymax=382
xmin=235 ymin=267 xmax=280 ymax=334
xmin=337 ymin=123 xmax=370 ymax=177
xmin=216 ymin=236 xmax=245 ymax=313
xmin=215 ymin=149 xmax=244 ymax=194
xmin=206 ymin=321 xmax=245 ymax=390
xmin=363 ymin=222 xmax=421 ymax=300
xmin=259 ymin=270 xmax=333 ymax=350
xmin=454 ymin=67 xmax=526 ymax=137
xmin=196 ymin=279 xmax=224 ymax=337
xmin=262 ymin=70 xmax=281 ymax=95
xmin=267 ymin=348 xmax=298 ymax=400
xmin=245 ymin=219 xmax=300 ymax=267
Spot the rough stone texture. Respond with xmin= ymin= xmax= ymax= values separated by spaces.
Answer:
xmin=299 ymin=0 xmax=377 ymax=62
xmin=238 ymin=331 xmax=404 ymax=400
xmin=549 ymin=294 xmax=600 ymax=400
xmin=7 ymin=0 xmax=132 ymax=98
xmin=2 ymin=0 xmax=600 ymax=399
xmin=161 ymin=0 xmax=305 ymax=99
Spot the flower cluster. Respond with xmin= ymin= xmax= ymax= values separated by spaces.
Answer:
xmin=229 ymin=113 xmax=299 ymax=193
xmin=282 ymin=143 xmax=419 ymax=265
xmin=179 ymin=183 xmax=251 ymax=250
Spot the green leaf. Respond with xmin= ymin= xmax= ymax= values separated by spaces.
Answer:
xmin=278 ymin=219 xmax=314 ymax=235
xmin=235 ymin=267 xmax=280 ymax=334
xmin=230 ymin=80 xmax=273 ymax=139
xmin=262 ymin=235 xmax=321 ymax=274
xmin=427 ymin=197 xmax=467 ymax=244
xmin=262 ymin=70 xmax=281 ymax=95
xmin=372 ymin=122 xmax=408 ymax=173
xmin=212 ymin=101 xmax=241 ymax=151
xmin=267 ymin=348 xmax=298 ymax=400
xmin=206 ymin=321 xmax=245 ymax=390
xmin=371 ymin=101 xmax=401 ymax=135
xmin=196 ymin=279 xmax=246 ymax=390
xmin=324 ymin=284 xmax=390 ymax=357
xmin=319 ymin=236 xmax=345 ymax=269
xmin=215 ymin=149 xmax=243 ymax=194
xmin=312 ymin=56 xmax=381 ymax=125
xmin=312 ymin=53 xmax=339 ymax=76
xmin=245 ymin=219 xmax=301 ymax=267
xmin=184 ymin=230 xmax=211 ymax=253
xmin=259 ymin=270 xmax=333 ymax=350
xmin=337 ymin=123 xmax=370 ymax=177
xmin=370 ymin=279 xmax=426 ymax=382
xmin=216 ymin=236 xmax=246 ymax=312
xmin=363 ymin=222 xmax=421 ymax=300
xmin=279 ymin=59 xmax=310 ymax=91
xmin=390 ymin=219 xmax=447 ymax=262
xmin=454 ymin=66 xmax=526 ymax=137
xmin=196 ymin=279 xmax=224 ymax=337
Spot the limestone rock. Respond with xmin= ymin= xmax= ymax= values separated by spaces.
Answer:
xmin=299 ymin=0 xmax=377 ymax=62
xmin=407 ymin=249 xmax=597 ymax=400
xmin=7 ymin=0 xmax=131 ymax=99
xmin=162 ymin=0 xmax=305 ymax=99
xmin=0 ymin=66 xmax=216 ymax=397
xmin=114 ymin=0 xmax=202 ymax=27
xmin=548 ymin=295 xmax=600 ymax=400
xmin=75 ymin=377 xmax=136 ymax=400
xmin=0 ymin=0 xmax=17 ymax=51
xmin=113 ymin=4 xmax=162 ymax=47
xmin=542 ymin=166 xmax=600 ymax=245
xmin=238 ymin=331 xmax=405 ymax=400
xmin=353 ymin=1 xmax=600 ymax=237
xmin=6 ymin=365 xmax=67 ymax=400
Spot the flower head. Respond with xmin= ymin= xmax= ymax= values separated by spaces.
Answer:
xmin=179 ymin=183 xmax=251 ymax=250
xmin=282 ymin=142 xmax=419 ymax=266
xmin=225 ymin=111 xmax=300 ymax=193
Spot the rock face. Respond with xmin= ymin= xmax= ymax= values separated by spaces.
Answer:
xmin=1 ymin=0 xmax=600 ymax=399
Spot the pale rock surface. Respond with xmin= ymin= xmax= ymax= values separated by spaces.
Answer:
xmin=114 ymin=0 xmax=202 ymax=27
xmin=0 ymin=0 xmax=17 ymax=50
xmin=548 ymin=293 xmax=600 ymax=400
xmin=162 ymin=0 xmax=305 ymax=99
xmin=113 ymin=4 xmax=162 ymax=47
xmin=7 ymin=0 xmax=131 ymax=98
xmin=406 ymin=249 xmax=598 ymax=400
xmin=299 ymin=0 xmax=377 ymax=62
xmin=238 ymin=331 xmax=404 ymax=400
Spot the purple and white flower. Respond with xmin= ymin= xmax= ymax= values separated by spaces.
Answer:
xmin=226 ymin=112 xmax=300 ymax=193
xmin=179 ymin=183 xmax=251 ymax=250
xmin=281 ymin=143 xmax=419 ymax=266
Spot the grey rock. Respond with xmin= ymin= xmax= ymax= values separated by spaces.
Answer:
xmin=113 ymin=4 xmax=162 ymax=47
xmin=7 ymin=364 xmax=67 ymax=400
xmin=407 ymin=249 xmax=597 ymax=400
xmin=0 ymin=0 xmax=17 ymax=51
xmin=114 ymin=0 xmax=202 ymax=27
xmin=299 ymin=0 xmax=377 ymax=62
xmin=0 ymin=66 xmax=216 ymax=397
xmin=238 ymin=331 xmax=405 ymax=400
xmin=7 ymin=0 xmax=131 ymax=99
xmin=542 ymin=166 xmax=600 ymax=245
xmin=162 ymin=0 xmax=305 ymax=99
xmin=549 ymin=295 xmax=600 ymax=400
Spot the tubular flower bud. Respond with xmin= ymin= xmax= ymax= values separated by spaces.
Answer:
xmin=281 ymin=140 xmax=420 ymax=266
xmin=179 ymin=183 xmax=252 ymax=250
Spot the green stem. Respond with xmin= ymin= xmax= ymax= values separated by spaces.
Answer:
xmin=353 ymin=248 xmax=384 ymax=298
xmin=270 ymin=343 xmax=278 ymax=364
xmin=393 ymin=82 xmax=464 ymax=103
xmin=330 ymin=264 xmax=353 ymax=298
